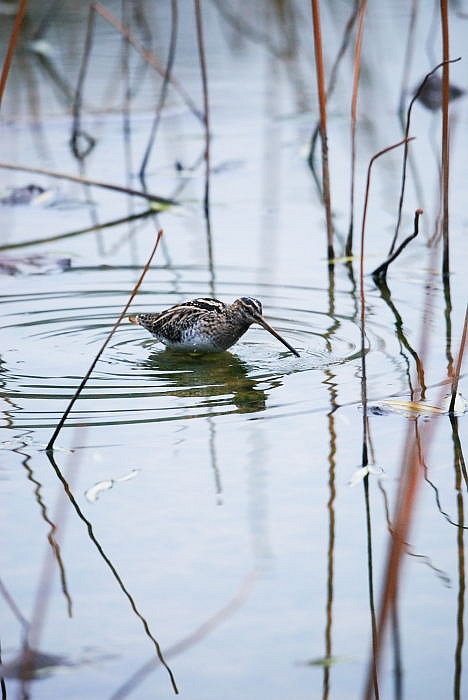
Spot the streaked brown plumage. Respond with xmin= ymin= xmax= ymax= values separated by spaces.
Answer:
xmin=129 ymin=297 xmax=299 ymax=356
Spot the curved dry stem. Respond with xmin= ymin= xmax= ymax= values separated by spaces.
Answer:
xmin=390 ymin=57 xmax=460 ymax=255
xmin=0 ymin=209 xmax=153 ymax=252
xmin=0 ymin=161 xmax=177 ymax=206
xmin=372 ymin=209 xmax=422 ymax=281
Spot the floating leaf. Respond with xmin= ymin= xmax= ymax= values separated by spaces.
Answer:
xmin=85 ymin=480 xmax=114 ymax=503
xmin=149 ymin=200 xmax=173 ymax=212
xmin=379 ymin=393 xmax=466 ymax=418
xmin=383 ymin=400 xmax=444 ymax=416
xmin=305 ymin=655 xmax=351 ymax=667
xmin=32 ymin=189 xmax=58 ymax=207
xmin=85 ymin=469 xmax=140 ymax=502
xmin=115 ymin=469 xmax=140 ymax=483
xmin=328 ymin=255 xmax=356 ymax=264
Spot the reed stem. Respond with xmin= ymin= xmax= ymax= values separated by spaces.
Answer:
xmin=440 ymin=0 xmax=450 ymax=279
xmin=46 ymin=230 xmax=163 ymax=453
xmin=310 ymin=0 xmax=334 ymax=260
xmin=0 ymin=0 xmax=28 ymax=108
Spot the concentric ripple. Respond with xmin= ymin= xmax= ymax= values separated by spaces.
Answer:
xmin=0 ymin=266 xmax=408 ymax=429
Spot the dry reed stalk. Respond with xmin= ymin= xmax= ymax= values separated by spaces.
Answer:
xmin=0 ymin=161 xmax=176 ymax=206
xmin=44 ymin=230 xmax=178 ymax=694
xmin=359 ymin=137 xmax=414 ymax=337
xmin=440 ymin=0 xmax=450 ymax=279
xmin=0 ymin=209 xmax=153 ymax=252
xmin=310 ymin=0 xmax=334 ymax=261
xmin=345 ymin=0 xmax=367 ymax=257
xmin=0 ymin=0 xmax=28 ymax=108
xmin=390 ymin=58 xmax=460 ymax=255
xmin=308 ymin=0 xmax=360 ymax=187
xmin=46 ymin=230 xmax=163 ymax=453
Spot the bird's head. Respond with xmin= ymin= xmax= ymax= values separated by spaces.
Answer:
xmin=231 ymin=297 xmax=299 ymax=356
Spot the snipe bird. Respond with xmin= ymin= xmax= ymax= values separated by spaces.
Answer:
xmin=129 ymin=297 xmax=299 ymax=356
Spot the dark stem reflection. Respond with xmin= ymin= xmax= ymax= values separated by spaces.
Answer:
xmin=322 ymin=263 xmax=338 ymax=698
xmin=451 ymin=415 xmax=466 ymax=700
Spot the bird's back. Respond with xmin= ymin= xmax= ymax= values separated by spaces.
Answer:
xmin=135 ymin=298 xmax=249 ymax=350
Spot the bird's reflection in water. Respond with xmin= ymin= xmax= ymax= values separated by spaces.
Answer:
xmin=141 ymin=349 xmax=277 ymax=414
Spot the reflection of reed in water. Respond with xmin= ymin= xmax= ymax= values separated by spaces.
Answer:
xmin=141 ymin=349 xmax=273 ymax=414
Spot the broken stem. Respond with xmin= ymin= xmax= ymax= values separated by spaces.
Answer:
xmin=372 ymin=209 xmax=423 ymax=281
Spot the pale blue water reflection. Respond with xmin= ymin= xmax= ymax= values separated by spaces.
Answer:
xmin=0 ymin=2 xmax=467 ymax=699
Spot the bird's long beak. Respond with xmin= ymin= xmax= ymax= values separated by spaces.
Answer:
xmin=254 ymin=314 xmax=300 ymax=357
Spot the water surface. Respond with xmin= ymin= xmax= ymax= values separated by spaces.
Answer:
xmin=0 ymin=2 xmax=467 ymax=699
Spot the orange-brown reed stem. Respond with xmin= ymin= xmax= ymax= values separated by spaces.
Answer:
xmin=46 ymin=230 xmax=164 ymax=454
xmin=440 ymin=0 xmax=450 ymax=279
xmin=360 ymin=137 xmax=414 ymax=328
xmin=0 ymin=0 xmax=28 ymax=108
xmin=307 ymin=0 xmax=360 ymax=182
xmin=345 ymin=0 xmax=367 ymax=257
xmin=310 ymin=0 xmax=334 ymax=261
